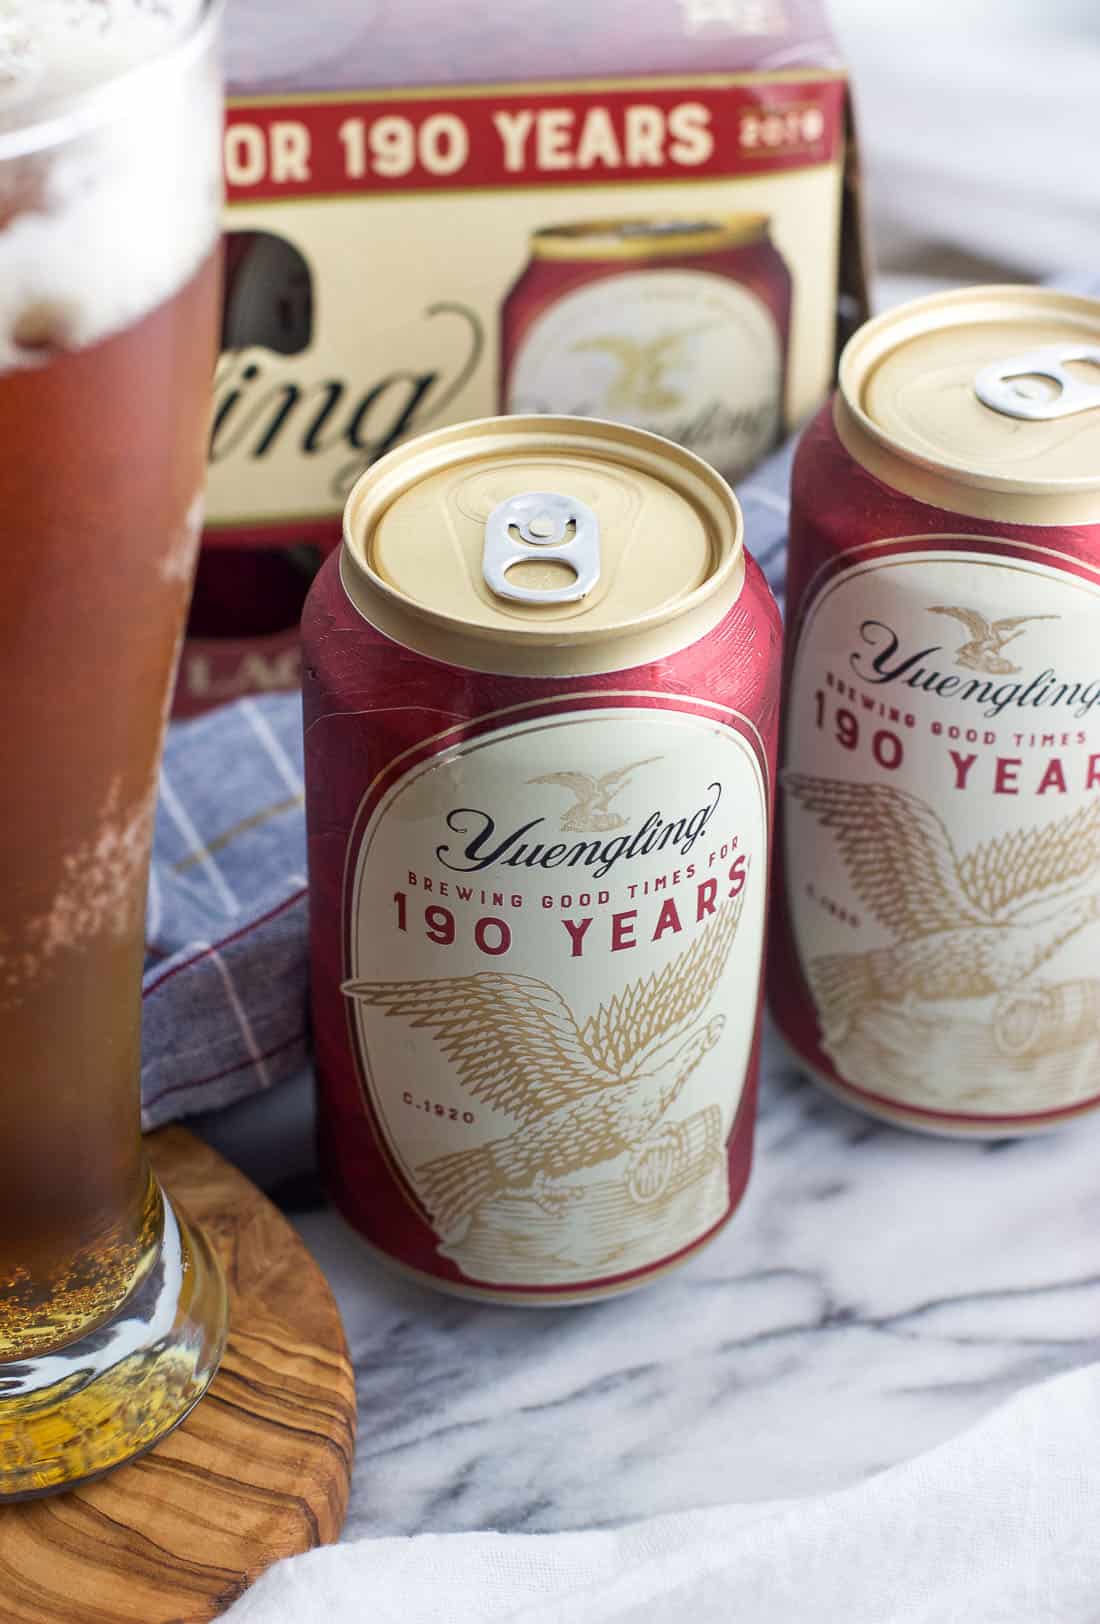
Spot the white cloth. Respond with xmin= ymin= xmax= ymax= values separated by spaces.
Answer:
xmin=832 ymin=6 xmax=1100 ymax=278
xmin=224 ymin=1362 xmax=1100 ymax=1623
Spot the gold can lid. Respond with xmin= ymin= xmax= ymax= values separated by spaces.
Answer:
xmin=341 ymin=416 xmax=744 ymax=677
xmin=529 ymin=215 xmax=770 ymax=262
xmin=839 ymin=285 xmax=1100 ymax=499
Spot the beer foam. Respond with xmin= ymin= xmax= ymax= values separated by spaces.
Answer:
xmin=0 ymin=1 xmax=219 ymax=368
xmin=0 ymin=2 xmax=204 ymax=108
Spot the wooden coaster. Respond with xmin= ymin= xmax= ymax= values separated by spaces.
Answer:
xmin=0 ymin=1128 xmax=357 ymax=1623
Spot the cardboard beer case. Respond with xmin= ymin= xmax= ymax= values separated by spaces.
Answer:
xmin=174 ymin=0 xmax=867 ymax=717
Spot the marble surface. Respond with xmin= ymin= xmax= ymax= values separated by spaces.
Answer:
xmin=269 ymin=1031 xmax=1100 ymax=1540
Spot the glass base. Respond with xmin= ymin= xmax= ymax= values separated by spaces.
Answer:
xmin=0 ymin=1193 xmax=228 ymax=1500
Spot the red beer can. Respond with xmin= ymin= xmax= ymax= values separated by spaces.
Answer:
xmin=771 ymin=286 xmax=1100 ymax=1135
xmin=500 ymin=217 xmax=791 ymax=485
xmin=303 ymin=416 xmax=780 ymax=1302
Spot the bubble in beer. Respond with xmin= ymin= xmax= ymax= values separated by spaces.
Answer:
xmin=11 ymin=299 xmax=75 ymax=356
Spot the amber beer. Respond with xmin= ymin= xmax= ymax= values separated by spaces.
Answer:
xmin=303 ymin=416 xmax=781 ymax=1303
xmin=771 ymin=287 xmax=1100 ymax=1135
xmin=500 ymin=217 xmax=791 ymax=483
xmin=0 ymin=3 xmax=227 ymax=1497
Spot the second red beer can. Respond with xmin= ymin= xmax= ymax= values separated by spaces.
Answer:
xmin=771 ymin=286 xmax=1100 ymax=1136
xmin=303 ymin=415 xmax=780 ymax=1303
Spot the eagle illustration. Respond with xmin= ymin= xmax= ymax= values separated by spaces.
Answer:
xmin=928 ymin=606 xmax=1058 ymax=675
xmin=785 ymin=775 xmax=1100 ymax=1041
xmin=343 ymin=894 xmax=745 ymax=1241
xmin=573 ymin=325 xmax=714 ymax=412
xmin=529 ymin=757 xmax=661 ymax=832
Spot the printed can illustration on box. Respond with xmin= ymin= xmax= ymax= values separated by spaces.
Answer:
xmin=501 ymin=216 xmax=791 ymax=483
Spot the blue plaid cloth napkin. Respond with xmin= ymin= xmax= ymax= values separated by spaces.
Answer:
xmin=140 ymin=437 xmax=795 ymax=1128
xmin=143 ymin=694 xmax=310 ymax=1127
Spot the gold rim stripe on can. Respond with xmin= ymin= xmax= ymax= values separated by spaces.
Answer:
xmin=528 ymin=214 xmax=772 ymax=261
xmin=835 ymin=285 xmax=1100 ymax=527
xmin=340 ymin=414 xmax=745 ymax=677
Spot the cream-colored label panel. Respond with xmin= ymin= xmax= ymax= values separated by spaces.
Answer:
xmin=207 ymin=163 xmax=839 ymax=529
xmin=784 ymin=546 xmax=1100 ymax=1119
xmin=507 ymin=269 xmax=781 ymax=483
xmin=346 ymin=704 xmax=767 ymax=1287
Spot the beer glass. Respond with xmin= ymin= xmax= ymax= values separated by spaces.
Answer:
xmin=0 ymin=2 xmax=227 ymax=1497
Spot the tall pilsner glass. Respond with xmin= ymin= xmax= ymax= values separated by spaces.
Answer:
xmin=0 ymin=2 xmax=227 ymax=1497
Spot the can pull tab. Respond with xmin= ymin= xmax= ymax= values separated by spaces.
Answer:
xmin=483 ymin=491 xmax=600 ymax=606
xmin=974 ymin=343 xmax=1100 ymax=421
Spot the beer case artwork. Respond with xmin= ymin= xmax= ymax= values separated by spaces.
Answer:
xmin=174 ymin=0 xmax=867 ymax=715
